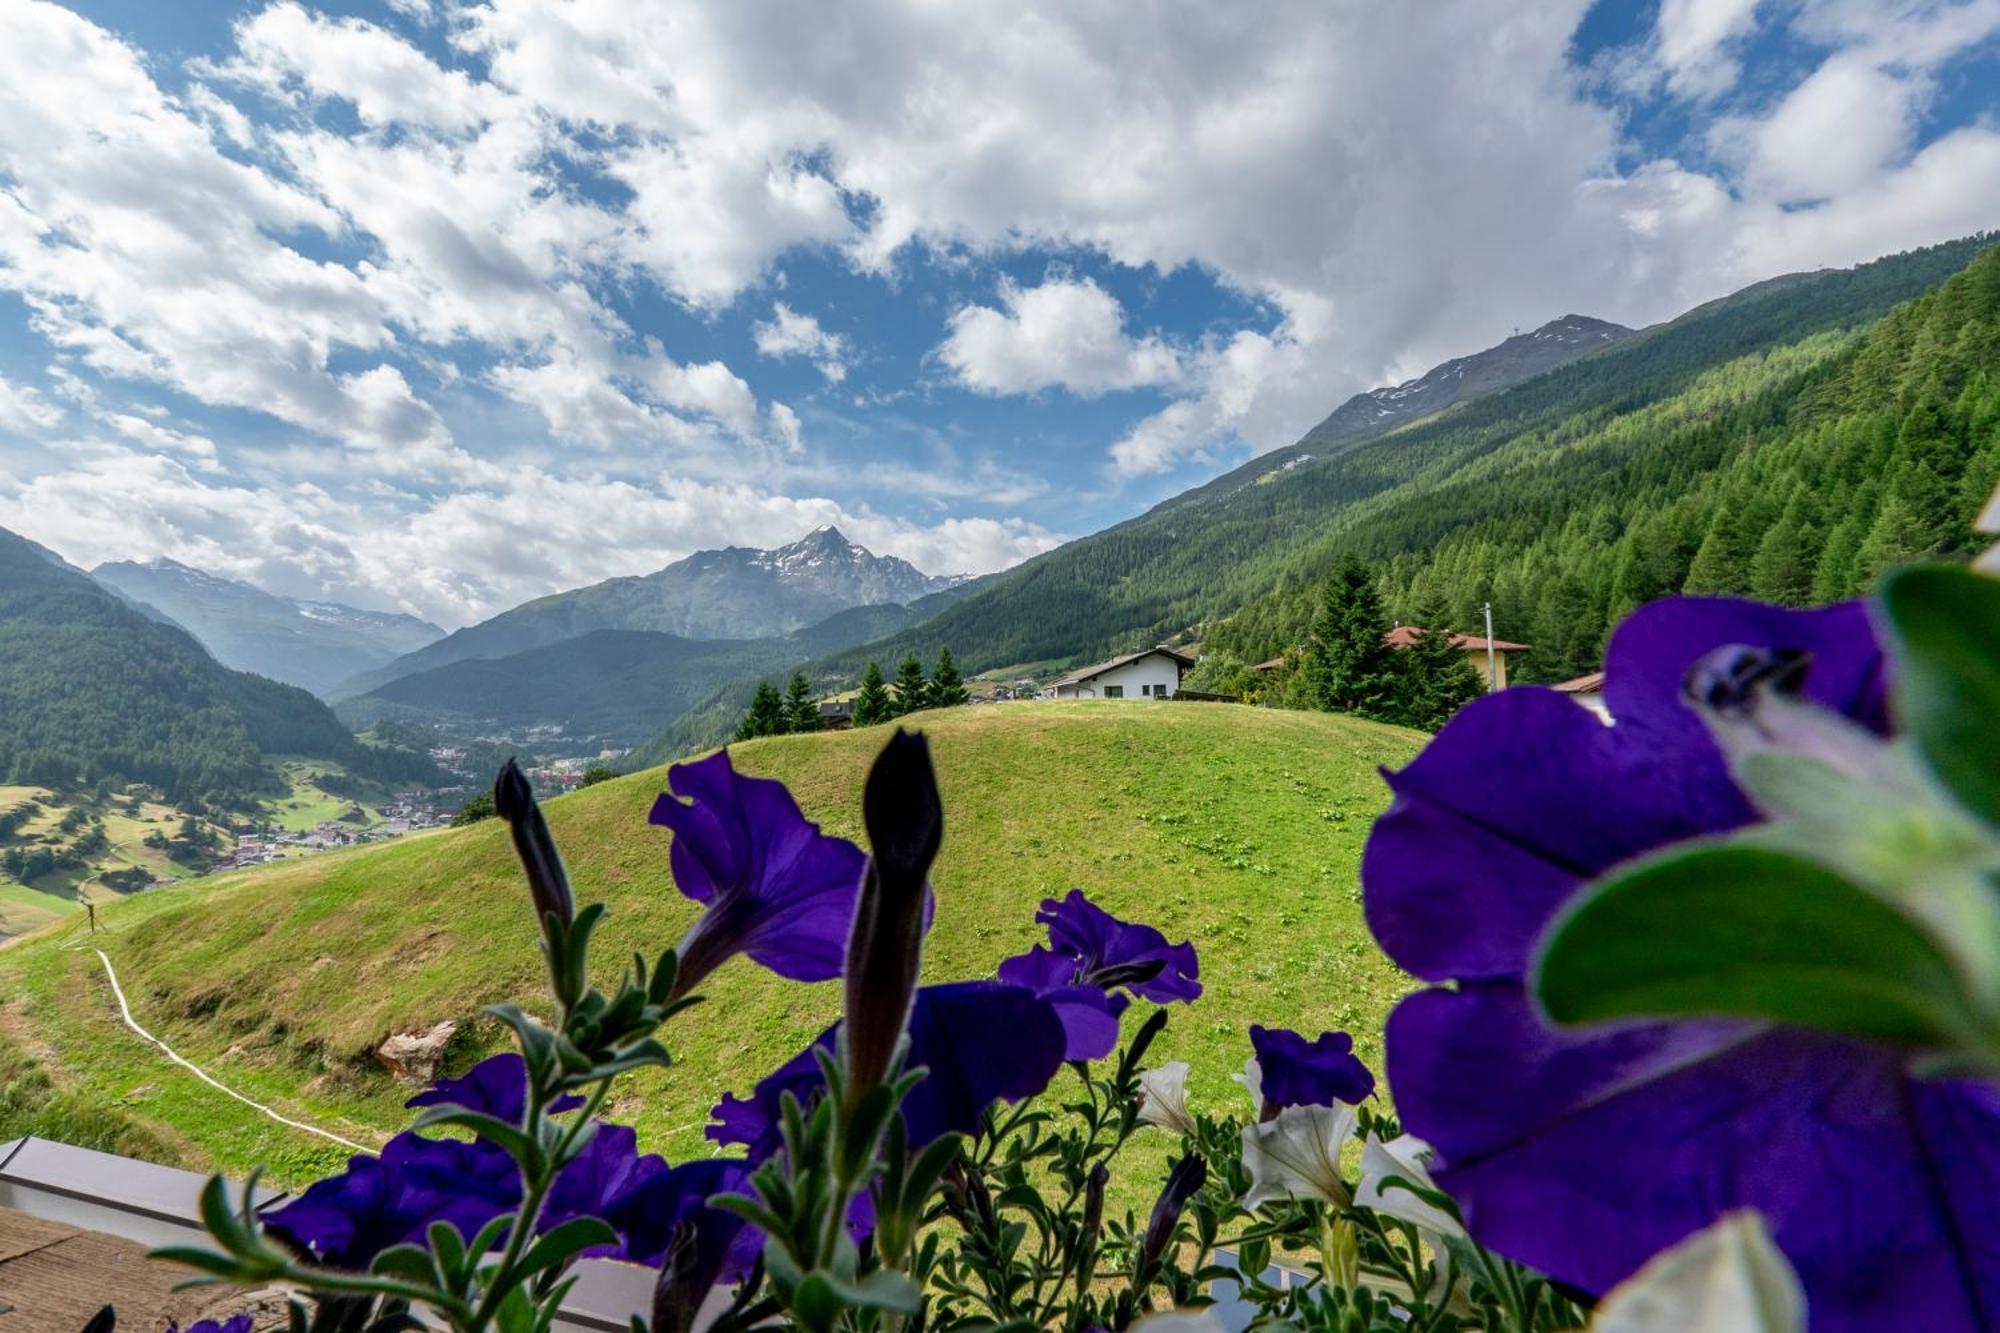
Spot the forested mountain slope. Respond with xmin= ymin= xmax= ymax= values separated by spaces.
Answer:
xmin=750 ymin=236 xmax=1996 ymax=678
xmin=0 ymin=529 xmax=433 ymax=806
xmin=1200 ymin=239 xmax=2000 ymax=684
xmin=625 ymin=234 xmax=1996 ymax=762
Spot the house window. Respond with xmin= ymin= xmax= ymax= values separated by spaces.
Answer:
xmin=1103 ymin=685 xmax=1124 ymax=698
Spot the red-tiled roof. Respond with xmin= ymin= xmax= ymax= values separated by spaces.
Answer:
xmin=1551 ymin=671 xmax=1606 ymax=693
xmin=1383 ymin=626 xmax=1531 ymax=652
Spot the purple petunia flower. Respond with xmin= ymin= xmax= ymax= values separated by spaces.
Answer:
xmin=996 ymin=890 xmax=1200 ymax=1058
xmin=406 ymin=1053 xmax=582 ymax=1120
xmin=1240 ymin=1025 xmax=1375 ymax=1115
xmin=1362 ymin=597 xmax=1999 ymax=1332
xmin=598 ymin=1157 xmax=758 ymax=1275
xmin=265 ymin=1152 xmax=496 ymax=1271
xmin=710 ymin=980 xmax=1069 ymax=1159
xmin=649 ymin=748 xmax=874 ymax=996
xmin=268 ymin=1057 xmax=716 ymax=1273
xmin=168 ymin=1316 xmax=254 ymax=1333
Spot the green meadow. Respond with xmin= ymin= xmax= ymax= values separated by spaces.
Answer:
xmin=0 ymin=701 xmax=1422 ymax=1196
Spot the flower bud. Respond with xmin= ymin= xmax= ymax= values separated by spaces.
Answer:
xmin=495 ymin=759 xmax=573 ymax=927
xmin=1080 ymin=1160 xmax=1112 ymax=1248
xmin=843 ymin=730 xmax=942 ymax=1099
xmin=648 ymin=1220 xmax=703 ymax=1333
xmin=1139 ymin=1152 xmax=1207 ymax=1276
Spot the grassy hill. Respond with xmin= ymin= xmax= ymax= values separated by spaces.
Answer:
xmin=0 ymin=702 xmax=1421 ymax=1191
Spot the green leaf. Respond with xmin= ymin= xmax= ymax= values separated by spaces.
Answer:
xmin=1534 ymin=842 xmax=1987 ymax=1052
xmin=409 ymin=1108 xmax=545 ymax=1174
xmin=1880 ymin=564 xmax=2000 ymax=828
xmin=372 ymin=1242 xmax=437 ymax=1286
xmin=514 ymin=1217 xmax=617 ymax=1279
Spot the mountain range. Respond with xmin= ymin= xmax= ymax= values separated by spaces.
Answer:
xmin=10 ymin=233 xmax=1995 ymax=783
xmin=0 ymin=530 xmax=433 ymax=805
xmin=624 ymin=231 xmax=2000 ymax=764
xmin=91 ymin=559 xmax=442 ymax=696
xmin=332 ymin=526 xmax=960 ymax=701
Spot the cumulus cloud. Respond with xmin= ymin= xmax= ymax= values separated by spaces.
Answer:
xmin=2 ymin=0 xmax=1998 ymax=616
xmin=938 ymin=278 xmax=1183 ymax=398
xmin=755 ymin=303 xmax=851 ymax=382
xmin=0 ymin=373 xmax=62 ymax=433
xmin=1653 ymin=0 xmax=1765 ymax=99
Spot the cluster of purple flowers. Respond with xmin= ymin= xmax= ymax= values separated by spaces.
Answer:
xmin=266 ymin=743 xmax=1210 ymax=1311
xmin=1363 ymin=596 xmax=2000 ymax=1332
xmin=266 ymin=1052 xmax=756 ymax=1285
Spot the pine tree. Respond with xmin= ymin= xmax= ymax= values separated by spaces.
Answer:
xmin=1296 ymin=554 xmax=1399 ymax=721
xmin=891 ymin=653 xmax=930 ymax=716
xmin=1682 ymin=500 xmax=1754 ymax=594
xmin=854 ymin=661 xmax=894 ymax=726
xmin=735 ymin=681 xmax=789 ymax=740
xmin=1394 ymin=591 xmax=1482 ymax=730
xmin=1811 ymin=512 xmax=1867 ymax=603
xmin=1747 ymin=496 xmax=1819 ymax=605
xmin=783 ymin=671 xmax=820 ymax=733
xmin=930 ymin=647 xmax=970 ymax=707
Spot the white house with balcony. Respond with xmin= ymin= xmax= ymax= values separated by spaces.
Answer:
xmin=1046 ymin=646 xmax=1195 ymax=700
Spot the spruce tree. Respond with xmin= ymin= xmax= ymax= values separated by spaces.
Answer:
xmin=1393 ymin=594 xmax=1483 ymax=730
xmin=1296 ymin=554 xmax=1398 ymax=721
xmin=735 ymin=681 xmax=789 ymax=740
xmin=854 ymin=661 xmax=893 ymax=726
xmin=930 ymin=647 xmax=970 ymax=707
xmin=784 ymin=671 xmax=820 ymax=733
xmin=1747 ymin=496 xmax=1819 ymax=605
xmin=891 ymin=653 xmax=930 ymax=715
xmin=1682 ymin=501 xmax=1753 ymax=594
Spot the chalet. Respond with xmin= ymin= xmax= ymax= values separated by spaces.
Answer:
xmin=1551 ymin=670 xmax=1609 ymax=720
xmin=819 ymin=699 xmax=855 ymax=730
xmin=1253 ymin=628 xmax=1531 ymax=692
xmin=1046 ymin=646 xmax=1194 ymax=700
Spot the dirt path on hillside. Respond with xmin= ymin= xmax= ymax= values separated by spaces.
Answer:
xmin=90 ymin=948 xmax=368 ymax=1153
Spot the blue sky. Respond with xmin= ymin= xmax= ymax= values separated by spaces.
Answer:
xmin=0 ymin=0 xmax=1996 ymax=626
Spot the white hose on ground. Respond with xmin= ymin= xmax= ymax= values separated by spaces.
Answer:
xmin=92 ymin=947 xmax=369 ymax=1153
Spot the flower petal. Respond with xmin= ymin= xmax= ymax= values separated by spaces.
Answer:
xmin=1365 ymin=688 xmax=1749 ymax=982
xmin=1240 ymin=1103 xmax=1358 ymax=1210
xmin=709 ymin=981 xmax=1069 ymax=1155
xmin=650 ymin=748 xmax=869 ymax=986
xmin=1248 ymin=1025 xmax=1374 ymax=1107
xmin=1387 ymin=983 xmax=2000 ymax=1331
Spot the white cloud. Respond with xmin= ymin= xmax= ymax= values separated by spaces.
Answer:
xmin=1654 ymin=0 xmax=1764 ymax=99
xmin=939 ymin=278 xmax=1182 ymax=398
xmin=0 ymin=373 xmax=62 ymax=434
xmin=755 ymin=303 xmax=851 ymax=382
xmin=216 ymin=2 xmax=498 ymax=132
xmin=2 ymin=0 xmax=1998 ymax=620
xmin=1714 ymin=55 xmax=1924 ymax=202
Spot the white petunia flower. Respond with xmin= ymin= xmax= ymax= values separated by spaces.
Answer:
xmin=1136 ymin=1060 xmax=1199 ymax=1137
xmin=1232 ymin=1054 xmax=1264 ymax=1116
xmin=1590 ymin=1211 xmax=1805 ymax=1333
xmin=1354 ymin=1133 xmax=1462 ymax=1239
xmin=1240 ymin=1102 xmax=1359 ymax=1209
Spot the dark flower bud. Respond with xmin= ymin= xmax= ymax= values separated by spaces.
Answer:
xmin=1081 ymin=1160 xmax=1108 ymax=1253
xmin=1683 ymin=645 xmax=1811 ymax=716
xmin=648 ymin=1220 xmax=703 ymax=1333
xmin=1139 ymin=1152 xmax=1207 ymax=1275
xmin=843 ymin=730 xmax=942 ymax=1100
xmin=495 ymin=759 xmax=573 ymax=927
